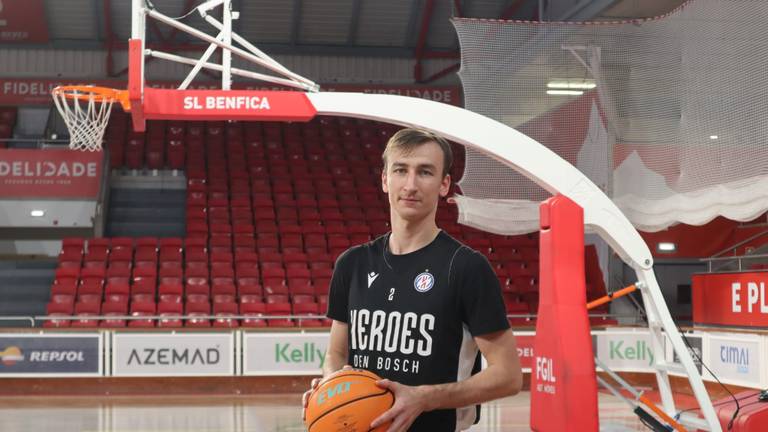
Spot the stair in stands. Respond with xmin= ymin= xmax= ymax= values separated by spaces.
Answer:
xmin=106 ymin=188 xmax=186 ymax=237
xmin=0 ymin=260 xmax=56 ymax=326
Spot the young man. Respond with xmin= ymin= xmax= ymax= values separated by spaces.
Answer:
xmin=303 ymin=128 xmax=522 ymax=431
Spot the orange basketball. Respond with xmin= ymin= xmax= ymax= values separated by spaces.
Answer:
xmin=305 ymin=369 xmax=394 ymax=432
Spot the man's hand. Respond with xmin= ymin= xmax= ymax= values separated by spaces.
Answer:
xmin=301 ymin=376 xmax=322 ymax=422
xmin=302 ymin=365 xmax=354 ymax=422
xmin=370 ymin=379 xmax=428 ymax=432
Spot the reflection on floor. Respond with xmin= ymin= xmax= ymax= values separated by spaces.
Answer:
xmin=0 ymin=392 xmax=670 ymax=431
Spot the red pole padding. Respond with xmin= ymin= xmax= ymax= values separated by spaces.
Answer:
xmin=530 ymin=195 xmax=599 ymax=431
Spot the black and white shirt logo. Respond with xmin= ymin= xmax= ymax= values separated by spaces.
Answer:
xmin=367 ymin=272 xmax=379 ymax=288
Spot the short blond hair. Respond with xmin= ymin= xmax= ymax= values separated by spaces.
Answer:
xmin=381 ymin=128 xmax=453 ymax=177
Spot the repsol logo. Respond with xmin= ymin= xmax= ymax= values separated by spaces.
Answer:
xmin=349 ymin=309 xmax=434 ymax=357
xmin=29 ymin=350 xmax=85 ymax=363
xmin=127 ymin=348 xmax=220 ymax=365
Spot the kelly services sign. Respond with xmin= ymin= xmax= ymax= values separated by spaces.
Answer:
xmin=692 ymin=272 xmax=768 ymax=328
xmin=243 ymin=332 xmax=329 ymax=375
xmin=594 ymin=330 xmax=658 ymax=372
xmin=0 ymin=333 xmax=102 ymax=377
xmin=0 ymin=149 xmax=103 ymax=199
xmin=112 ymin=333 xmax=234 ymax=376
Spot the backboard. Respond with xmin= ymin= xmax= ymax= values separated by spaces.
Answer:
xmin=127 ymin=0 xmax=319 ymax=131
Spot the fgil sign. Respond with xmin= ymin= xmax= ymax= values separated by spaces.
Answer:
xmin=692 ymin=273 xmax=768 ymax=328
xmin=0 ymin=149 xmax=103 ymax=199
xmin=534 ymin=356 xmax=557 ymax=394
xmin=142 ymin=88 xmax=317 ymax=122
xmin=595 ymin=330 xmax=657 ymax=372
xmin=243 ymin=332 xmax=329 ymax=376
xmin=0 ymin=334 xmax=102 ymax=377
xmin=112 ymin=333 xmax=234 ymax=376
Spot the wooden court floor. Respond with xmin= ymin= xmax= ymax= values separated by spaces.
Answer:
xmin=0 ymin=392 xmax=661 ymax=431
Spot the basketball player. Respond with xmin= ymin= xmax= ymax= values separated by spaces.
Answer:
xmin=303 ymin=128 xmax=522 ymax=431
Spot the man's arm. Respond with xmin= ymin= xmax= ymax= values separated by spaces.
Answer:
xmin=303 ymin=320 xmax=350 ymax=420
xmin=419 ymin=328 xmax=522 ymax=409
xmin=371 ymin=328 xmax=522 ymax=431
xmin=322 ymin=319 xmax=349 ymax=377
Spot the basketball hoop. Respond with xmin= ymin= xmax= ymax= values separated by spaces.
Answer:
xmin=51 ymin=85 xmax=130 ymax=152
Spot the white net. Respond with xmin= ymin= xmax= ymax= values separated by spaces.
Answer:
xmin=454 ymin=0 xmax=768 ymax=233
xmin=52 ymin=88 xmax=114 ymax=152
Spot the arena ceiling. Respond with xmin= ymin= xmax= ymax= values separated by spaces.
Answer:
xmin=17 ymin=0 xmax=684 ymax=58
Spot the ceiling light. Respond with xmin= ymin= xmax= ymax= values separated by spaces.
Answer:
xmin=657 ymin=242 xmax=676 ymax=252
xmin=30 ymin=210 xmax=45 ymax=217
xmin=709 ymin=135 xmax=718 ymax=140
xmin=547 ymin=79 xmax=596 ymax=90
xmin=546 ymin=90 xmax=584 ymax=96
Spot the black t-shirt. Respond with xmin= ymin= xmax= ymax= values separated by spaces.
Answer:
xmin=327 ymin=231 xmax=510 ymax=431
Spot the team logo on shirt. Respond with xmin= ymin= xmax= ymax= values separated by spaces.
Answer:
xmin=413 ymin=271 xmax=435 ymax=292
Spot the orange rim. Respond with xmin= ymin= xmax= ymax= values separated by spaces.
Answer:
xmin=52 ymin=85 xmax=131 ymax=111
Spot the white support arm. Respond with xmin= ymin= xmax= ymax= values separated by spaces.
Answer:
xmin=147 ymin=50 xmax=310 ymax=90
xmin=307 ymin=92 xmax=653 ymax=270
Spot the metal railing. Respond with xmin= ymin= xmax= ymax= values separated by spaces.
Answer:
xmin=0 ymin=137 xmax=70 ymax=148
xmin=703 ymin=228 xmax=768 ymax=272
xmin=0 ymin=312 xmax=638 ymax=328
xmin=701 ymin=253 xmax=768 ymax=273
xmin=0 ymin=316 xmax=36 ymax=326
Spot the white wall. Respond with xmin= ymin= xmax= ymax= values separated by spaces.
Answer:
xmin=0 ymin=200 xmax=96 ymax=228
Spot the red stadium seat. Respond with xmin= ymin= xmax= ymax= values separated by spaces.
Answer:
xmin=104 ymin=280 xmax=130 ymax=304
xmin=71 ymin=302 xmax=101 ymax=328
xmin=185 ymin=300 xmax=211 ymax=327
xmin=44 ymin=301 xmax=73 ymax=328
xmin=265 ymin=302 xmax=293 ymax=327
xmin=100 ymin=301 xmax=128 ymax=328
xmin=159 ymin=282 xmax=183 ymax=303
xmin=294 ymin=302 xmax=323 ymax=327
xmin=157 ymin=301 xmax=183 ymax=328
xmin=212 ymin=302 xmax=239 ymax=327
xmin=51 ymin=279 xmax=78 ymax=298
xmin=84 ymin=238 xmax=110 ymax=262
xmin=241 ymin=302 xmax=267 ymax=327
xmin=128 ymin=301 xmax=156 ymax=328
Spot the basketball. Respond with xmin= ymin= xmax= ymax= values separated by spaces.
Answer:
xmin=305 ymin=369 xmax=394 ymax=432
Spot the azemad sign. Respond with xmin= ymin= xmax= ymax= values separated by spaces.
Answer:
xmin=0 ymin=334 xmax=102 ymax=377
xmin=595 ymin=331 xmax=657 ymax=372
xmin=708 ymin=336 xmax=762 ymax=385
xmin=243 ymin=333 xmax=328 ymax=375
xmin=112 ymin=333 xmax=234 ymax=376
